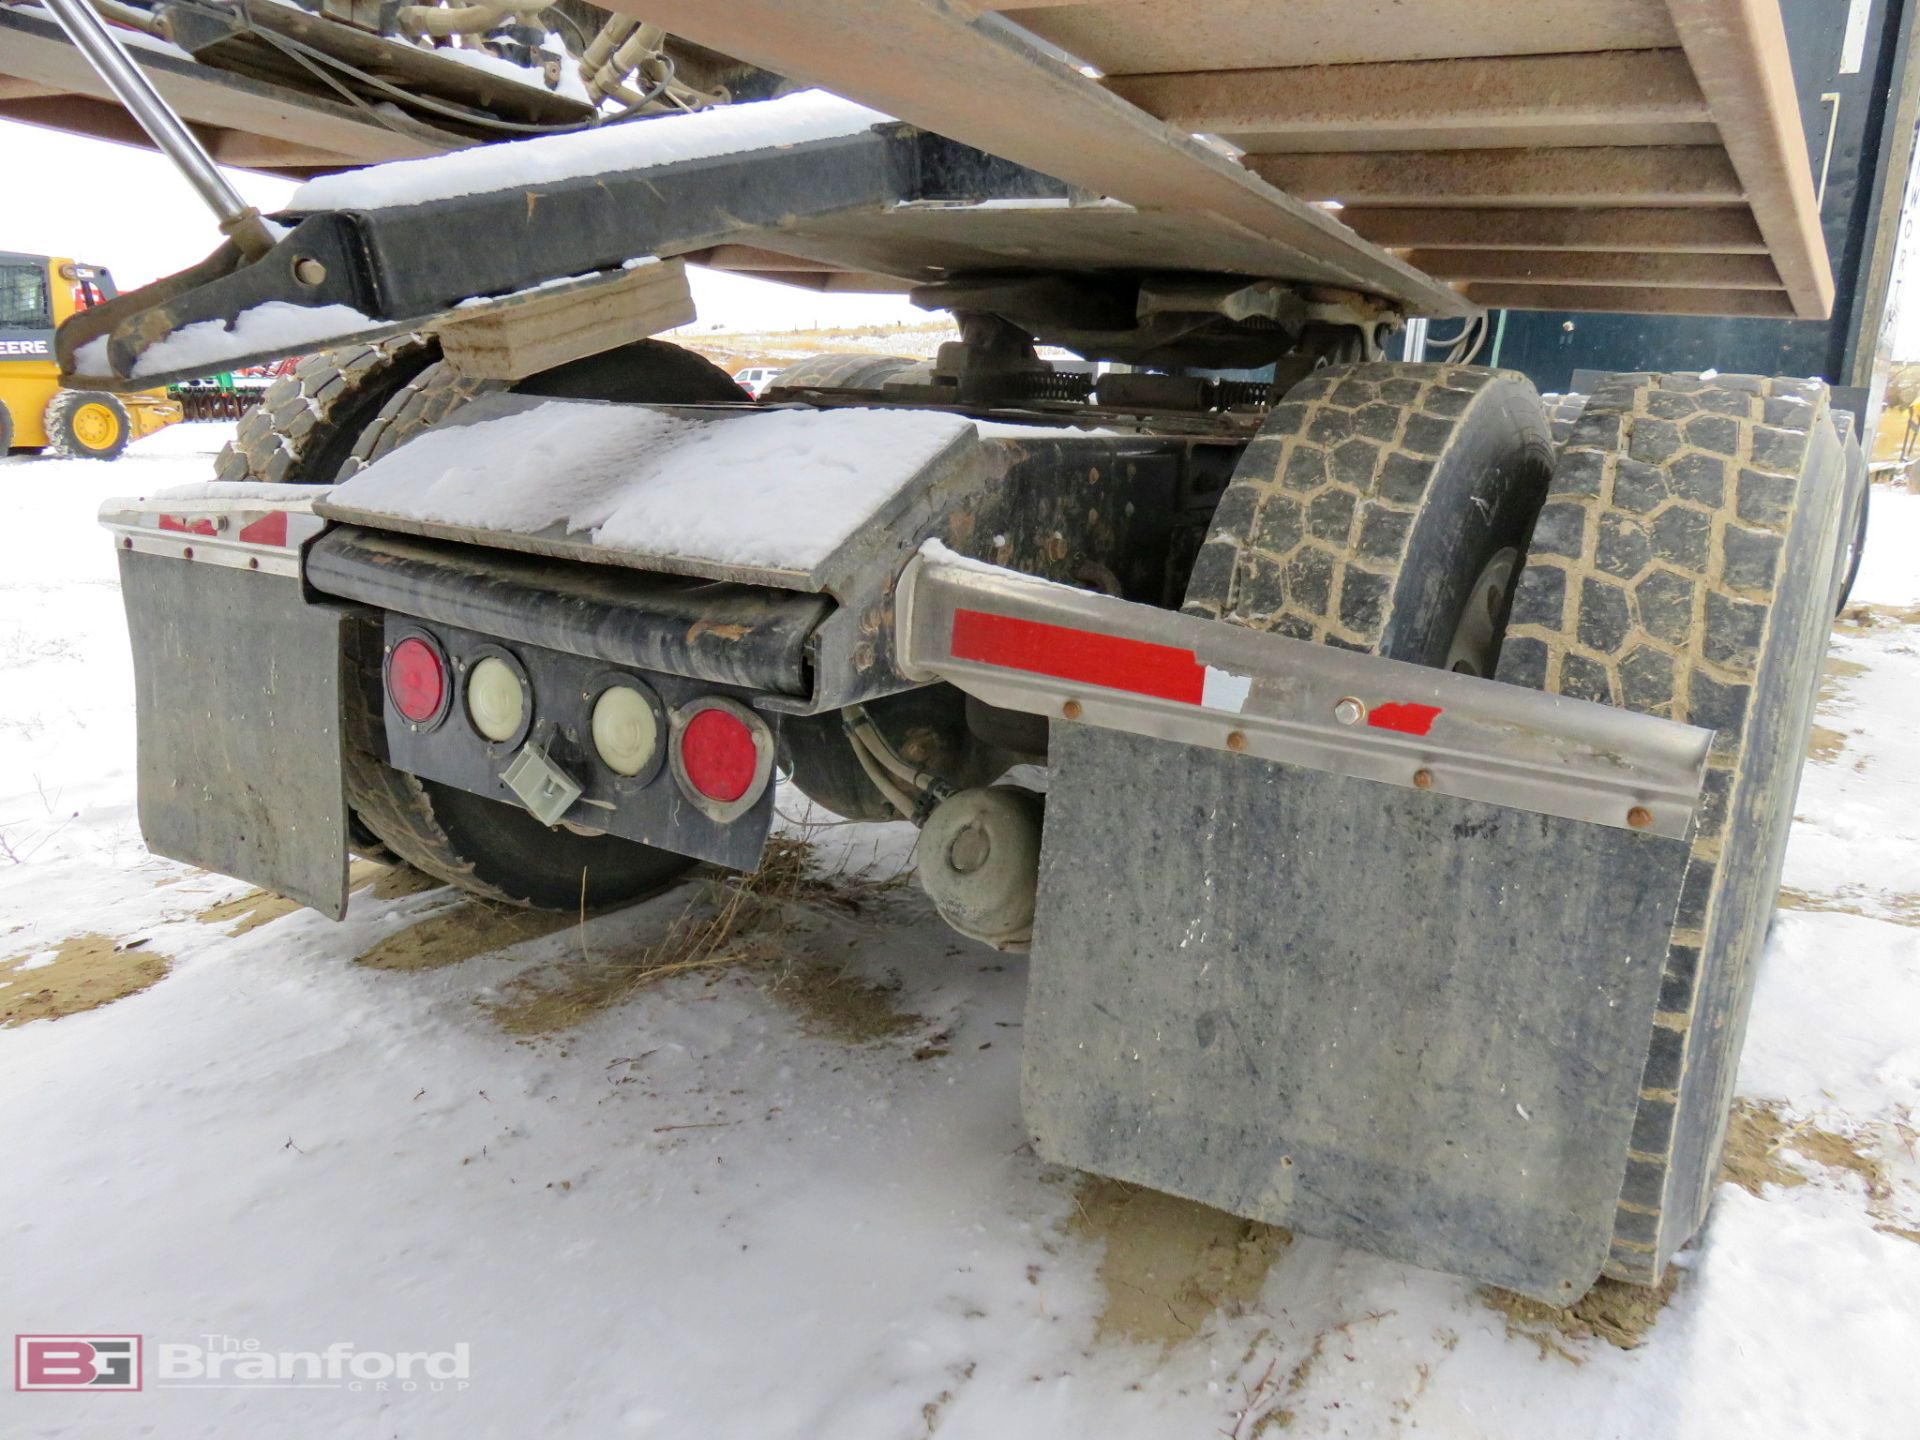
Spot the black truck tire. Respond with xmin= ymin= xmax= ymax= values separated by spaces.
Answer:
xmin=215 ymin=334 xmax=440 ymax=485
xmin=1184 ymin=361 xmax=1555 ymax=671
xmin=1541 ymin=391 xmax=1591 ymax=456
xmin=0 ymin=398 xmax=12 ymax=453
xmin=344 ymin=759 xmax=693 ymax=910
xmin=1493 ymin=372 xmax=1850 ymax=1285
xmin=45 ymin=389 xmax=132 ymax=460
xmin=343 ymin=338 xmax=750 ymax=471
xmin=341 ymin=339 xmax=749 ymax=910
xmin=763 ymin=351 xmax=914 ymax=396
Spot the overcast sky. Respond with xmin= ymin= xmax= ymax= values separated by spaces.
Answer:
xmin=5 ymin=115 xmax=1918 ymax=358
xmin=0 ymin=117 xmax=929 ymax=332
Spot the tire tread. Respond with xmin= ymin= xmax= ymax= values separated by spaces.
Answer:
xmin=1183 ymin=361 xmax=1550 ymax=655
xmin=1493 ymin=370 xmax=1847 ymax=1282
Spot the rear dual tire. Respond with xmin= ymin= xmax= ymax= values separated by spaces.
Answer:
xmin=1183 ymin=360 xmax=1554 ymax=666
xmin=1495 ymin=371 xmax=1850 ymax=1283
xmin=1190 ymin=362 xmax=1849 ymax=1293
xmin=216 ymin=335 xmax=440 ymax=486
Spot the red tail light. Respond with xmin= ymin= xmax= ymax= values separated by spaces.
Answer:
xmin=681 ymin=708 xmax=758 ymax=801
xmin=387 ymin=635 xmax=449 ymax=727
xmin=672 ymin=699 xmax=772 ymax=818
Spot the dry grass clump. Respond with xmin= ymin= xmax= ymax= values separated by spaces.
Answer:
xmin=196 ymin=860 xmax=424 ymax=937
xmin=1720 ymin=1100 xmax=1920 ymax=1248
xmin=486 ymin=835 xmax=919 ymax=1039
xmin=196 ymin=888 xmax=304 ymax=937
xmin=1835 ymin=602 xmax=1920 ymax=633
xmin=356 ymin=900 xmax=573 ymax=971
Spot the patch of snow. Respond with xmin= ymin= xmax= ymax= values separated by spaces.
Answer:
xmin=974 ymin=418 xmax=1123 ymax=440
xmin=915 ymin=537 xmax=1086 ymax=596
xmin=1739 ymin=911 xmax=1920 ymax=1113
xmin=72 ymin=335 xmax=110 ymax=376
xmin=552 ymin=49 xmax=591 ymax=107
xmin=1779 ymin=485 xmax=1920 ymax=915
xmin=451 ymin=270 xmax=598 ymax=308
xmin=127 ymin=302 xmax=375 ymax=378
xmin=289 ymin=91 xmax=893 ymax=212
xmin=449 ymin=258 xmax=652 ymax=310
xmin=121 ymin=419 xmax=243 ymax=458
xmin=1850 ymin=482 xmax=1920 ymax=606
xmin=144 ymin=481 xmax=330 ymax=503
xmin=328 ymin=398 xmax=972 ymax=572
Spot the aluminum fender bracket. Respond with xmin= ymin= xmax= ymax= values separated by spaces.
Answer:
xmin=100 ymin=486 xmax=332 ymax=577
xmin=895 ymin=542 xmax=1711 ymax=837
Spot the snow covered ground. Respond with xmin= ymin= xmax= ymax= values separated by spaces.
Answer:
xmin=2 ymin=424 xmax=1918 ymax=1439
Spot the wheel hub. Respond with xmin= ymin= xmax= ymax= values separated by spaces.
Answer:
xmin=72 ymin=402 xmax=119 ymax=450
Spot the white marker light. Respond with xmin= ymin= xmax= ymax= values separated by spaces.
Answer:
xmin=466 ymin=656 xmax=526 ymax=743
xmin=592 ymin=685 xmax=660 ymax=777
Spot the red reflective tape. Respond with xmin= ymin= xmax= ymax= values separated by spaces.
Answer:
xmin=1368 ymin=701 xmax=1443 ymax=736
xmin=950 ymin=608 xmax=1205 ymax=704
xmin=237 ymin=512 xmax=288 ymax=546
xmin=157 ymin=514 xmax=216 ymax=537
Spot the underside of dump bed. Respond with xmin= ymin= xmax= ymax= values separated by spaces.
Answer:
xmin=612 ymin=0 xmax=1836 ymax=320
xmin=42 ymin=0 xmax=1842 ymax=393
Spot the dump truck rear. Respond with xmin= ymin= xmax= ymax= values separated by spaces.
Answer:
xmin=41 ymin=0 xmax=1897 ymax=1304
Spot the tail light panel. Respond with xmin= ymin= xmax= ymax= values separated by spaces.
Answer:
xmin=376 ymin=616 xmax=775 ymax=871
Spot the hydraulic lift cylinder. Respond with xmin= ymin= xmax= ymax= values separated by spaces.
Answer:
xmin=41 ymin=0 xmax=277 ymax=257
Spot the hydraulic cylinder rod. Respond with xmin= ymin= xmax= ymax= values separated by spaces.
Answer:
xmin=41 ymin=0 xmax=277 ymax=257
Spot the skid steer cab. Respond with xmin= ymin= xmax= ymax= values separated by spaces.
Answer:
xmin=100 ymin=349 xmax=1862 ymax=1310
xmin=0 ymin=252 xmax=180 ymax=459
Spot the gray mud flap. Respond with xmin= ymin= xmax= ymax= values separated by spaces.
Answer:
xmin=119 ymin=552 xmax=350 ymax=917
xmin=1024 ymin=727 xmax=1687 ymax=1301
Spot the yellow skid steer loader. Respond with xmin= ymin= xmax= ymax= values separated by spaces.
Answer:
xmin=1 ymin=252 xmax=179 ymax=459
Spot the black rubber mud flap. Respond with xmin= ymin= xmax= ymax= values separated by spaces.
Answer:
xmin=1024 ymin=729 xmax=1686 ymax=1301
xmin=119 ymin=553 xmax=350 ymax=918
